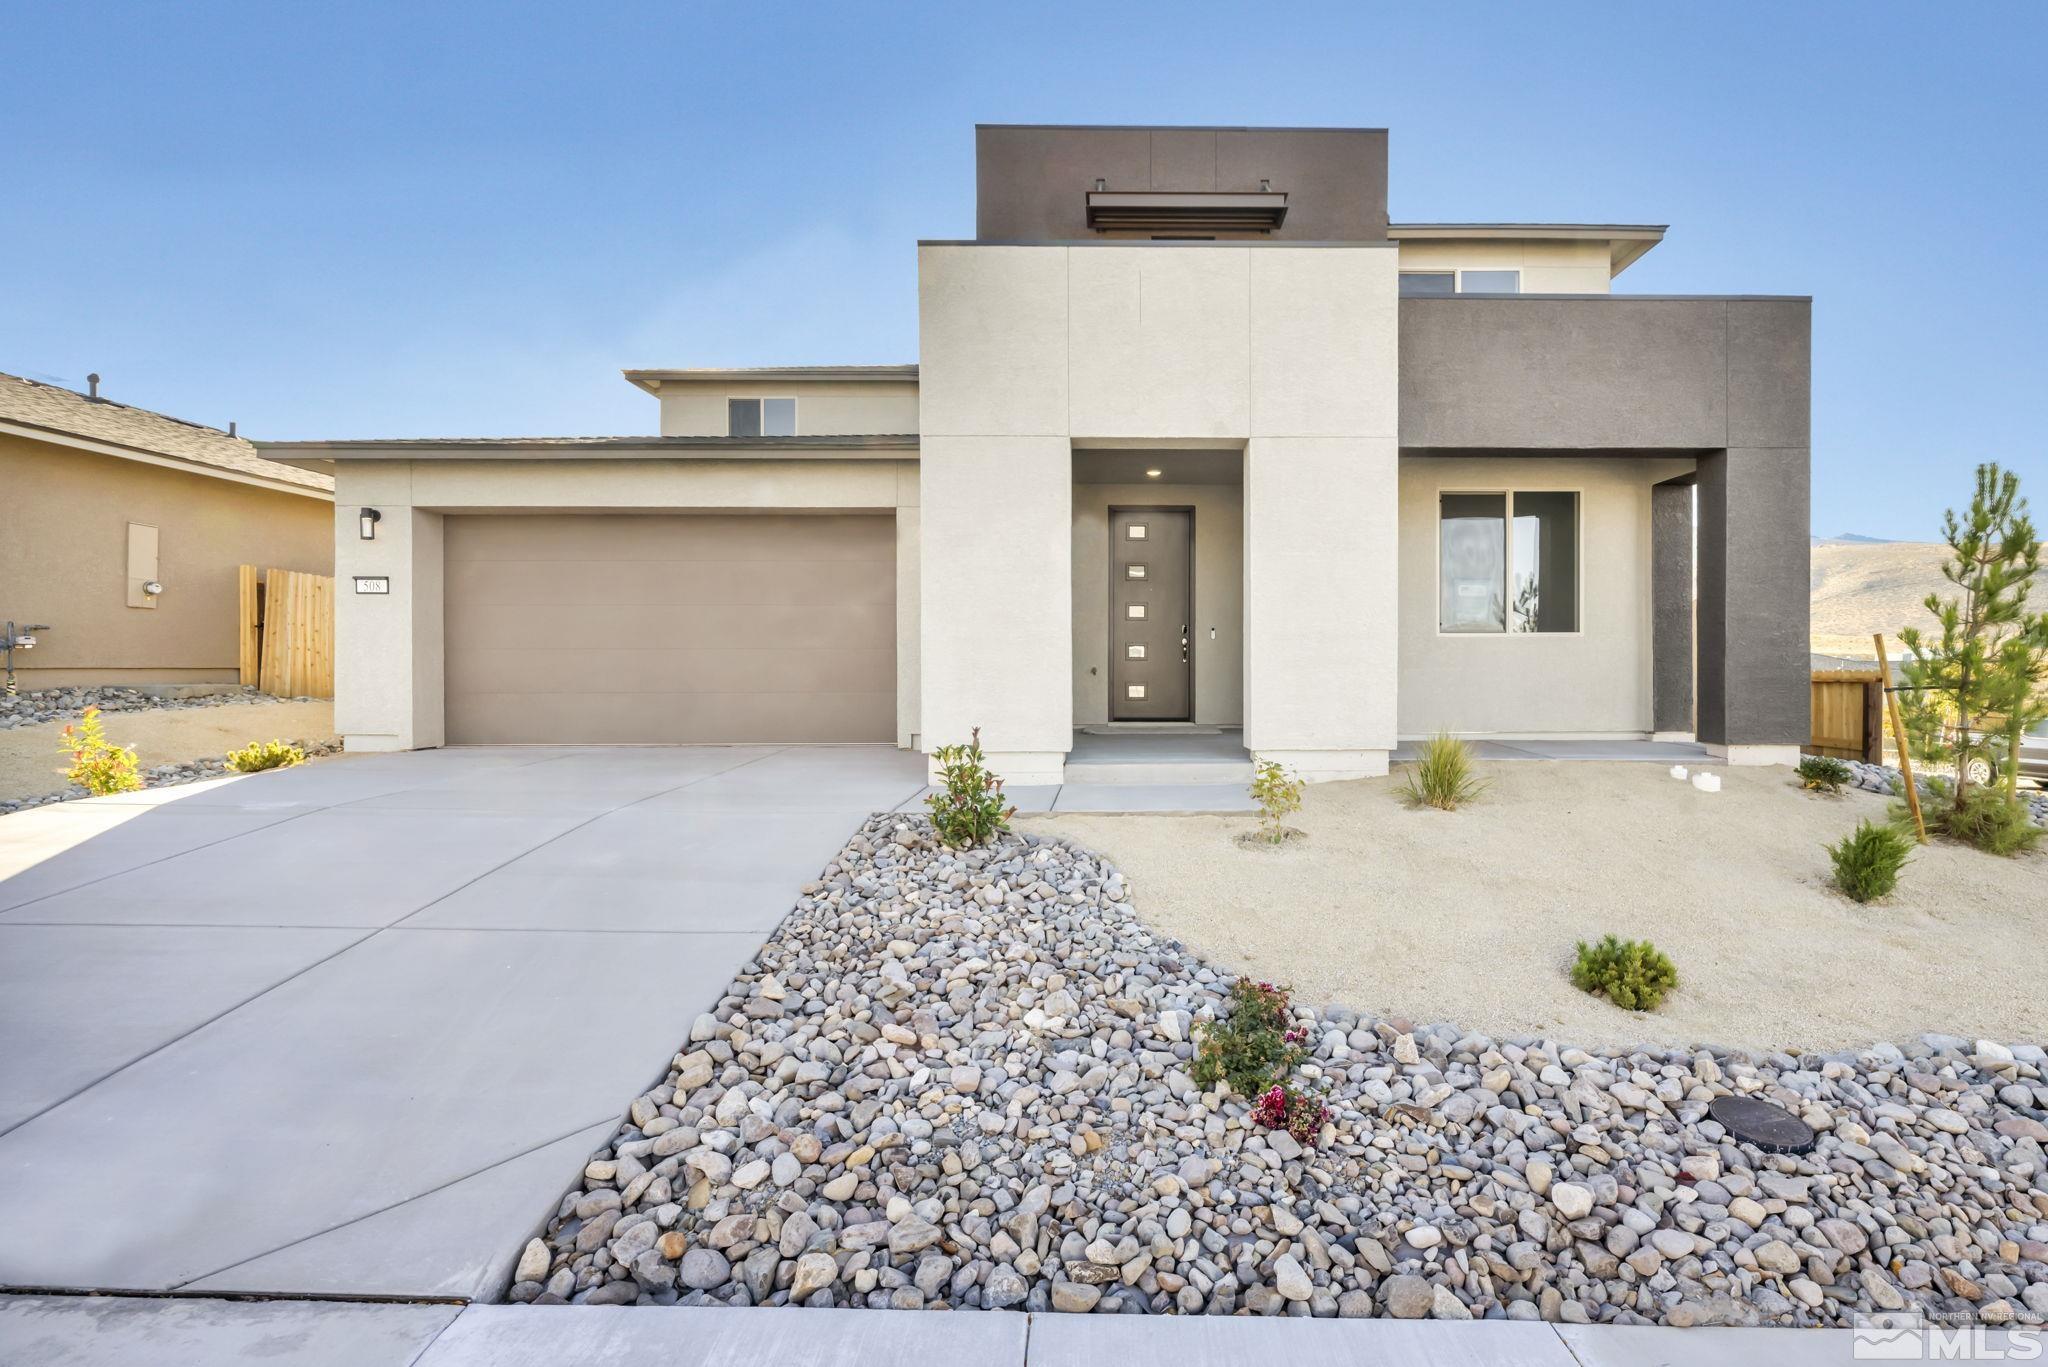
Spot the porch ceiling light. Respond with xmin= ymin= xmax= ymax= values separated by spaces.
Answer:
xmin=1145 ymin=468 xmax=1162 ymax=478
xmin=359 ymin=507 xmax=382 ymax=540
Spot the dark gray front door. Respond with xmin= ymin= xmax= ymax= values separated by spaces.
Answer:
xmin=1109 ymin=508 xmax=1192 ymax=721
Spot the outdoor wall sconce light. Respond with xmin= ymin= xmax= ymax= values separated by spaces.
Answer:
xmin=359 ymin=507 xmax=382 ymax=540
xmin=142 ymin=580 xmax=163 ymax=597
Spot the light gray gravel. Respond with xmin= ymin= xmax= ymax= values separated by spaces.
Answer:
xmin=511 ymin=813 xmax=2048 ymax=1328
xmin=0 ymin=683 xmax=303 ymax=731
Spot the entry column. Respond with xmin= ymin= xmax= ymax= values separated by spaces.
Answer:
xmin=1242 ymin=437 xmax=1399 ymax=780
xmin=1695 ymin=448 xmax=1809 ymax=763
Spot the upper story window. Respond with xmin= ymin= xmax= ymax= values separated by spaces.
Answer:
xmin=1438 ymin=490 xmax=1579 ymax=634
xmin=1399 ymin=270 xmax=1522 ymax=297
xmin=1460 ymin=269 xmax=1520 ymax=293
xmin=727 ymin=397 xmax=796 ymax=437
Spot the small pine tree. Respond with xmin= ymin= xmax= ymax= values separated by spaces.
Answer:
xmin=1985 ymin=620 xmax=2048 ymax=799
xmin=1898 ymin=464 xmax=2042 ymax=808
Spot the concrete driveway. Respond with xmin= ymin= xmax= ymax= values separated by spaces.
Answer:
xmin=0 ymin=744 xmax=925 ymax=1298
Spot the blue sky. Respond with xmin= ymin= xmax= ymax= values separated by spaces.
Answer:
xmin=4 ymin=1 xmax=2042 ymax=540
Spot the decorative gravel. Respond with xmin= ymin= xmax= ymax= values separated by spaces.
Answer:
xmin=511 ymin=814 xmax=2048 ymax=1327
xmin=1840 ymin=757 xmax=2048 ymax=828
xmin=0 ymin=684 xmax=303 ymax=732
xmin=0 ymin=738 xmax=341 ymax=814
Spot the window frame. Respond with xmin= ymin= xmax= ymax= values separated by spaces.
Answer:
xmin=726 ymin=396 xmax=800 ymax=437
xmin=1398 ymin=271 xmax=1456 ymax=297
xmin=1433 ymin=487 xmax=1584 ymax=637
xmin=1455 ymin=268 xmax=1522 ymax=294
xmin=1398 ymin=269 xmax=1524 ymax=296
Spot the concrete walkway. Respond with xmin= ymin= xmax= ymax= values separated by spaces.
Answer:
xmin=2 ymin=1295 xmax=1969 ymax=1366
xmin=0 ymin=744 xmax=927 ymax=1299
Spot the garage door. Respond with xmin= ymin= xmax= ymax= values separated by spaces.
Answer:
xmin=443 ymin=513 xmax=895 ymax=743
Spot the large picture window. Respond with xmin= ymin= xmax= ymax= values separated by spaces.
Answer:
xmin=1438 ymin=491 xmax=1579 ymax=633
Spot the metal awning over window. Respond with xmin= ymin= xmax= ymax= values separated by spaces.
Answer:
xmin=1084 ymin=190 xmax=1288 ymax=234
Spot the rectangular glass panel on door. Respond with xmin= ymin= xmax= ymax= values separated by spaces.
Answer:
xmin=1109 ymin=508 xmax=1192 ymax=720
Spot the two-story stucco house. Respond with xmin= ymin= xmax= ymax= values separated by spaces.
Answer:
xmin=265 ymin=124 xmax=1810 ymax=783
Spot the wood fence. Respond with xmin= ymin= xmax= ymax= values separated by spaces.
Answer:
xmin=1810 ymin=668 xmax=1884 ymax=763
xmin=238 ymin=565 xmax=334 ymax=699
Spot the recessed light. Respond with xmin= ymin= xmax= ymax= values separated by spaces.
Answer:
xmin=1145 ymin=468 xmax=1162 ymax=478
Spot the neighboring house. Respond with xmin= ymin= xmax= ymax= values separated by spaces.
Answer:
xmin=264 ymin=124 xmax=1810 ymax=779
xmin=0 ymin=371 xmax=335 ymax=688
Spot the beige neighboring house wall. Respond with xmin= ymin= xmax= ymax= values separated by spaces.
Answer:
xmin=331 ymin=455 xmax=921 ymax=752
xmin=1396 ymin=455 xmax=1695 ymax=737
xmin=0 ymin=375 xmax=334 ymax=688
xmin=631 ymin=373 xmax=921 ymax=437
xmin=1395 ymin=238 xmax=1615 ymax=294
xmin=918 ymin=241 xmax=1400 ymax=783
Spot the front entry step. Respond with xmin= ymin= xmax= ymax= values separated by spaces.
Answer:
xmin=1063 ymin=728 xmax=1254 ymax=786
xmin=1059 ymin=758 xmax=1257 ymax=786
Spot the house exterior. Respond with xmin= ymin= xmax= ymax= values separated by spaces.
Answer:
xmin=265 ymin=125 xmax=1810 ymax=779
xmin=0 ymin=371 xmax=335 ymax=689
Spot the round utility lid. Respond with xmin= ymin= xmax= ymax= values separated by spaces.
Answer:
xmin=1708 ymin=1095 xmax=1819 ymax=1154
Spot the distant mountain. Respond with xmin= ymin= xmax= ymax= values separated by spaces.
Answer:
xmin=1810 ymin=539 xmax=2048 ymax=658
xmin=1825 ymin=532 xmax=1896 ymax=545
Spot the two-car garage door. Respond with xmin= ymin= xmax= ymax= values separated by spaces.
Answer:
xmin=443 ymin=513 xmax=895 ymax=744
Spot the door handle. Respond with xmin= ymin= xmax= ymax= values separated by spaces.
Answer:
xmin=1181 ymin=624 xmax=1189 ymax=663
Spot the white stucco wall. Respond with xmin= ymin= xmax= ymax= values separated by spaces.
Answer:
xmin=919 ymin=242 xmax=1399 ymax=782
xmin=917 ymin=435 xmax=1072 ymax=781
xmin=333 ymin=464 xmax=449 ymax=752
xmin=657 ymin=380 xmax=920 ymax=437
xmin=1396 ymin=455 xmax=1695 ymax=738
xmin=332 ymin=457 xmax=922 ymax=752
xmin=1071 ymin=480 xmax=1244 ymax=727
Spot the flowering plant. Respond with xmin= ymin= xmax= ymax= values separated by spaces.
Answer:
xmin=58 ymin=706 xmax=142 ymax=796
xmin=1252 ymin=1083 xmax=1331 ymax=1144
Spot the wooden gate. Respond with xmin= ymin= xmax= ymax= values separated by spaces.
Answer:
xmin=238 ymin=565 xmax=334 ymax=699
xmin=1810 ymin=669 xmax=1883 ymax=763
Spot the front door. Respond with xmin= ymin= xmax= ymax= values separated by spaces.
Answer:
xmin=1109 ymin=508 xmax=1192 ymax=721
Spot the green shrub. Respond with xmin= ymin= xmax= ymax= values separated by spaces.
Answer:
xmin=1796 ymin=754 xmax=1854 ymax=794
xmin=1570 ymin=935 xmax=1679 ymax=1012
xmin=57 ymin=706 xmax=142 ymax=796
xmin=1398 ymin=732 xmax=1486 ymax=811
xmin=1917 ymin=783 xmax=2045 ymax=856
xmin=225 ymin=739 xmax=306 ymax=774
xmin=925 ymin=727 xmax=1016 ymax=849
xmin=1192 ymin=979 xmax=1304 ymax=1096
xmin=1249 ymin=759 xmax=1303 ymax=843
xmin=1827 ymin=819 xmax=1913 ymax=902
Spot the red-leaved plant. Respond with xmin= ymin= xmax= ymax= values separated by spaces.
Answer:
xmin=1252 ymin=1083 xmax=1331 ymax=1144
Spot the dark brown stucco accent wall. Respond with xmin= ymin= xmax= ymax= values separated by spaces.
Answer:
xmin=1696 ymin=449 xmax=1811 ymax=747
xmin=975 ymin=126 xmax=1389 ymax=242
xmin=1651 ymin=477 xmax=1697 ymax=736
xmin=1400 ymin=295 xmax=1811 ymax=749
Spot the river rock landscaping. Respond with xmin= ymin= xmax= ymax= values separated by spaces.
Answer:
xmin=1841 ymin=757 xmax=2048 ymax=829
xmin=511 ymin=813 xmax=2048 ymax=1328
xmin=0 ymin=683 xmax=295 ymax=731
